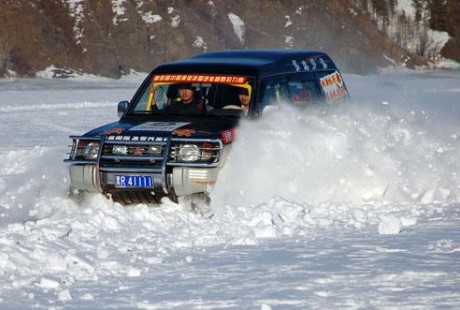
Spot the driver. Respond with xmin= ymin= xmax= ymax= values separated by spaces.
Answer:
xmin=167 ymin=84 xmax=202 ymax=114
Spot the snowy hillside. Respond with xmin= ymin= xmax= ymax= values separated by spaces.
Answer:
xmin=0 ymin=0 xmax=437 ymax=78
xmin=353 ymin=0 xmax=451 ymax=61
xmin=0 ymin=70 xmax=459 ymax=308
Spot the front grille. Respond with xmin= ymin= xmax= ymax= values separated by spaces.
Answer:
xmin=99 ymin=135 xmax=170 ymax=173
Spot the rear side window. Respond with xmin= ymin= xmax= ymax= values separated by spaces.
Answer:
xmin=286 ymin=78 xmax=320 ymax=106
xmin=260 ymin=72 xmax=321 ymax=110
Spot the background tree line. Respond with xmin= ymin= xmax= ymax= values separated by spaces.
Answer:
xmin=353 ymin=0 xmax=459 ymax=62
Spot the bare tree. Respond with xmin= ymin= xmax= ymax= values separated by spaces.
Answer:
xmin=0 ymin=39 xmax=10 ymax=73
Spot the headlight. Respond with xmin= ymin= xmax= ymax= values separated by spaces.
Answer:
xmin=177 ymin=144 xmax=200 ymax=162
xmin=171 ymin=142 xmax=221 ymax=164
xmin=68 ymin=137 xmax=101 ymax=162
xmin=83 ymin=142 xmax=100 ymax=160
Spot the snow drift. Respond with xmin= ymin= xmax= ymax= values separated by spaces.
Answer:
xmin=0 ymin=71 xmax=459 ymax=309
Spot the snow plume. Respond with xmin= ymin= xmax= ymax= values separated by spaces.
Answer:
xmin=0 ymin=147 xmax=68 ymax=226
xmin=211 ymin=86 xmax=460 ymax=207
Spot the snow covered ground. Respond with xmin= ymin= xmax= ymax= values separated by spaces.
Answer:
xmin=0 ymin=70 xmax=459 ymax=309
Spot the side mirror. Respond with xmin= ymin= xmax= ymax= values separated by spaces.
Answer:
xmin=117 ymin=100 xmax=129 ymax=118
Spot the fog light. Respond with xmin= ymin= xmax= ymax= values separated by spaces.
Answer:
xmin=148 ymin=145 xmax=162 ymax=155
xmin=113 ymin=145 xmax=128 ymax=155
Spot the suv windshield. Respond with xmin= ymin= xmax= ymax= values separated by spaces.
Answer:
xmin=128 ymin=74 xmax=254 ymax=118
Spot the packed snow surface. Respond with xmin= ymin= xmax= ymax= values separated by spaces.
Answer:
xmin=0 ymin=70 xmax=459 ymax=309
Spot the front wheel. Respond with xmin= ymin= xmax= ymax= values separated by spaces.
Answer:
xmin=178 ymin=193 xmax=213 ymax=218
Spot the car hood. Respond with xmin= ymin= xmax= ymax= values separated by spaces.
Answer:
xmin=83 ymin=118 xmax=237 ymax=141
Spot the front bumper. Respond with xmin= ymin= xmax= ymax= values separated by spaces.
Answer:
xmin=66 ymin=134 xmax=229 ymax=201
xmin=69 ymin=164 xmax=221 ymax=197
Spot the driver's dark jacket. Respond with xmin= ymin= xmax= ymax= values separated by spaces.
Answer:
xmin=167 ymin=97 xmax=203 ymax=114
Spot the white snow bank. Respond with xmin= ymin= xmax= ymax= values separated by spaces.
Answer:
xmin=0 ymin=71 xmax=459 ymax=308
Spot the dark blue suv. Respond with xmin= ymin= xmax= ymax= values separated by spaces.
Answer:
xmin=65 ymin=49 xmax=349 ymax=204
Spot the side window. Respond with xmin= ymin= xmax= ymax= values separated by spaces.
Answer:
xmin=286 ymin=74 xmax=320 ymax=105
xmin=261 ymin=73 xmax=321 ymax=111
xmin=260 ymin=77 xmax=288 ymax=109
xmin=261 ymin=83 xmax=280 ymax=106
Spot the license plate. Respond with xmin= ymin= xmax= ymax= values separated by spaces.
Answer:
xmin=115 ymin=175 xmax=153 ymax=188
